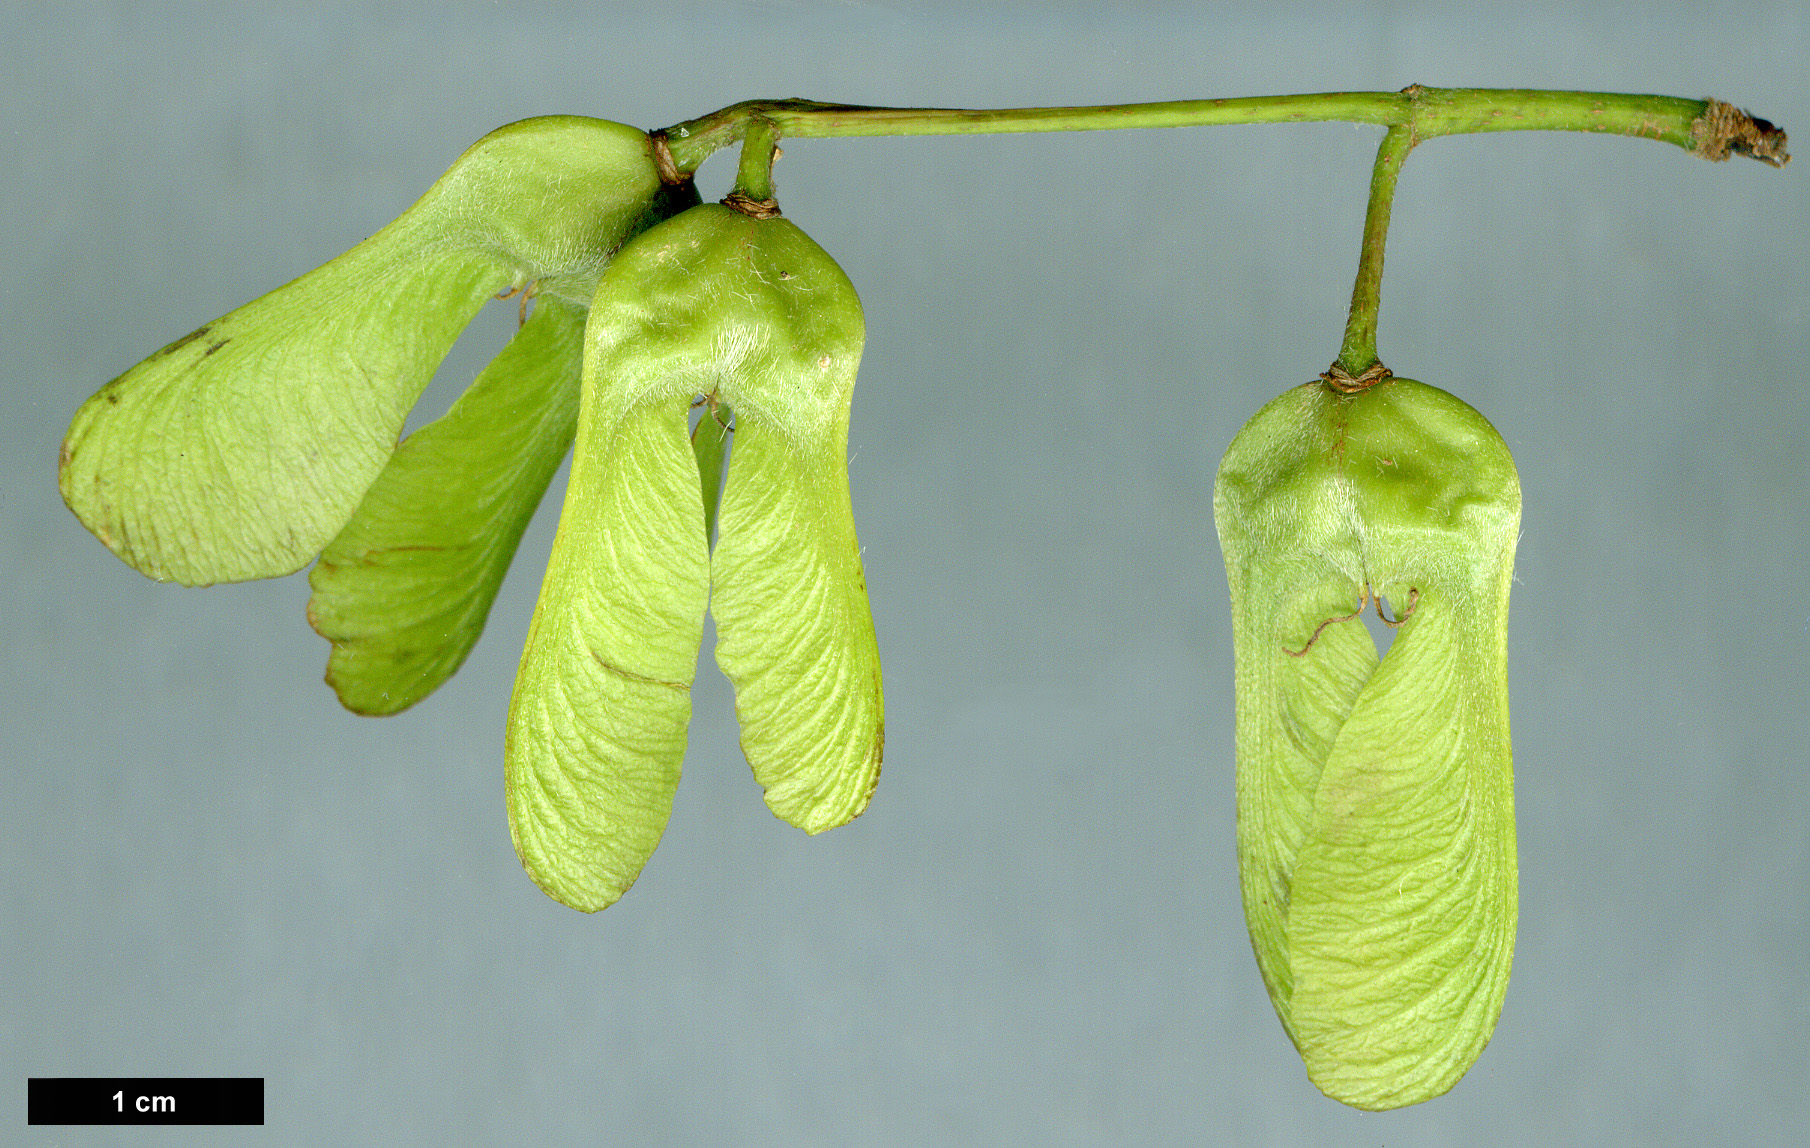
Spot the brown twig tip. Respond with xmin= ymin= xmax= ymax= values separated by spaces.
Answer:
xmin=1692 ymin=99 xmax=1791 ymax=167
xmin=722 ymin=192 xmax=783 ymax=219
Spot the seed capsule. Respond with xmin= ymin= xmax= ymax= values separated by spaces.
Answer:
xmin=1213 ymin=376 xmax=1520 ymax=1110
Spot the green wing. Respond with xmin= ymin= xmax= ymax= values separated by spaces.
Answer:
xmin=502 ymin=208 xmax=732 ymax=913
xmin=1236 ymin=565 xmax=1378 ymax=1010
xmin=696 ymin=210 xmax=883 ymax=833
xmin=60 ymin=116 xmax=664 ymax=586
xmin=59 ymin=230 xmax=500 ymax=586
xmin=1214 ymin=378 xmax=1519 ymax=1111
xmin=712 ymin=415 xmax=884 ymax=832
xmin=1286 ymin=583 xmax=1516 ymax=1110
xmin=306 ymin=296 xmax=585 ymax=715
xmin=503 ymin=390 xmax=709 ymax=912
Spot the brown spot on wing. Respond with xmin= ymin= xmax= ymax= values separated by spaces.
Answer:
xmin=154 ymin=324 xmax=213 ymax=358
xmin=588 ymin=649 xmax=690 ymax=691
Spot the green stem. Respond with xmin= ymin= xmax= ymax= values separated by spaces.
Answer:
xmin=730 ymin=117 xmax=780 ymax=202
xmin=1337 ymin=124 xmax=1416 ymax=378
xmin=661 ymin=88 xmax=1788 ymax=174
xmin=661 ymin=88 xmax=1785 ymax=382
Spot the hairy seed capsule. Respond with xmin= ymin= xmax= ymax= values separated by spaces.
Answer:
xmin=1213 ymin=376 xmax=1520 ymax=1111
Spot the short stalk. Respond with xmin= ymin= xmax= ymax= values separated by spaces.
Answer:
xmin=729 ymin=117 xmax=780 ymax=203
xmin=1336 ymin=124 xmax=1416 ymax=379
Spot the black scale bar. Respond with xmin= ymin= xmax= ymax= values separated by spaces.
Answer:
xmin=28 ymin=1078 xmax=264 ymax=1125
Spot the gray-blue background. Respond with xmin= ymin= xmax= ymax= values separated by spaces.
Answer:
xmin=5 ymin=3 xmax=1805 ymax=1144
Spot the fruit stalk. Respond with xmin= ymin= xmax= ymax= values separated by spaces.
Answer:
xmin=731 ymin=116 xmax=780 ymax=204
xmin=1336 ymin=123 xmax=1416 ymax=380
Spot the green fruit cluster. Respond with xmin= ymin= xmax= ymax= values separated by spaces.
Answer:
xmin=61 ymin=115 xmax=1530 ymax=1110
xmin=59 ymin=118 xmax=882 ymax=913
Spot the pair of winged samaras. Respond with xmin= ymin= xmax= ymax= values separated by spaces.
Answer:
xmin=1213 ymin=378 xmax=1520 ymax=1111
xmin=59 ymin=118 xmax=883 ymax=913
xmin=506 ymin=203 xmax=884 ymax=912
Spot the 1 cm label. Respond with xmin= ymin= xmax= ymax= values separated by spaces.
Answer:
xmin=113 ymin=1089 xmax=175 ymax=1114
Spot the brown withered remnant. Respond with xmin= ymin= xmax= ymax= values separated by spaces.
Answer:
xmin=1693 ymin=99 xmax=1790 ymax=167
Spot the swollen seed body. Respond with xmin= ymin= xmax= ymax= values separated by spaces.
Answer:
xmin=1213 ymin=377 xmax=1521 ymax=1111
